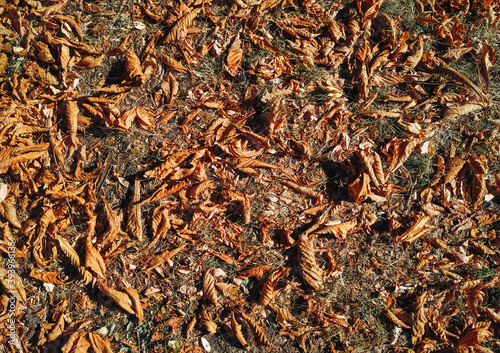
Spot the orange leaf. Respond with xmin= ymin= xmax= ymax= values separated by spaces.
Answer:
xmin=65 ymin=100 xmax=79 ymax=147
xmin=127 ymin=179 xmax=143 ymax=241
xmin=164 ymin=8 xmax=201 ymax=43
xmin=200 ymin=305 xmax=217 ymax=333
xmin=260 ymin=267 xmax=288 ymax=306
xmin=88 ymin=332 xmax=113 ymax=353
xmin=0 ymin=53 xmax=7 ymax=75
xmin=99 ymin=283 xmax=135 ymax=315
xmin=395 ymin=215 xmax=434 ymax=243
xmin=125 ymin=49 xmax=144 ymax=84
xmin=226 ymin=33 xmax=242 ymax=76
xmin=30 ymin=269 xmax=71 ymax=285
xmin=162 ymin=55 xmax=188 ymax=73
xmin=203 ymin=269 xmax=219 ymax=307
xmin=298 ymin=230 xmax=324 ymax=291
xmin=61 ymin=331 xmax=90 ymax=353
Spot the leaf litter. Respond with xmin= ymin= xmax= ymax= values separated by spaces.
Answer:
xmin=1 ymin=0 xmax=500 ymax=352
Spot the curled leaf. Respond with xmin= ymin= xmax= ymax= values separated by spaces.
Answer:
xmin=203 ymin=269 xmax=219 ymax=307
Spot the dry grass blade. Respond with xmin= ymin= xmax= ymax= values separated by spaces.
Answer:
xmin=297 ymin=231 xmax=324 ymax=291
xmin=203 ymin=269 xmax=219 ymax=307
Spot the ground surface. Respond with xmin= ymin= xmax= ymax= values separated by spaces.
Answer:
xmin=1 ymin=0 xmax=500 ymax=352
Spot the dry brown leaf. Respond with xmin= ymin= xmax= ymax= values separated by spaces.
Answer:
xmin=314 ymin=219 xmax=357 ymax=239
xmin=186 ymin=316 xmax=196 ymax=339
xmin=85 ymin=238 xmax=106 ymax=279
xmin=281 ymin=179 xmax=318 ymax=198
xmin=164 ymin=8 xmax=201 ymax=43
xmin=231 ymin=311 xmax=249 ymax=351
xmin=444 ymin=156 xmax=466 ymax=184
xmin=30 ymin=269 xmax=71 ymax=285
xmin=238 ymin=265 xmax=272 ymax=280
xmin=57 ymin=236 xmax=81 ymax=268
xmin=0 ymin=53 xmax=7 ymax=75
xmin=0 ymin=197 xmax=22 ymax=228
xmin=242 ymin=313 xmax=271 ymax=347
xmin=200 ymin=305 xmax=217 ymax=333
xmin=395 ymin=215 xmax=434 ymax=243
xmin=99 ymin=283 xmax=135 ymax=315
xmin=123 ymin=285 xmax=144 ymax=325
xmin=383 ymin=307 xmax=411 ymax=329
xmin=444 ymin=103 xmax=484 ymax=119
xmin=162 ymin=72 xmax=179 ymax=105
xmin=34 ymin=41 xmax=55 ymax=63
xmin=458 ymin=322 xmax=493 ymax=347
xmin=127 ymin=179 xmax=143 ymax=241
xmin=384 ymin=137 xmax=421 ymax=177
xmin=162 ymin=55 xmax=188 ymax=73
xmin=260 ymin=267 xmax=289 ymax=306
xmin=298 ymin=230 xmax=324 ymax=291
xmin=125 ymin=49 xmax=144 ymax=84
xmin=478 ymin=43 xmax=495 ymax=90
xmin=403 ymin=35 xmax=424 ymax=70
xmin=0 ymin=267 xmax=27 ymax=304
xmin=411 ymin=291 xmax=428 ymax=345
xmin=61 ymin=331 xmax=90 ymax=353
xmin=203 ymin=269 xmax=219 ymax=307
xmin=0 ymin=149 xmax=48 ymax=174
xmin=76 ymin=54 xmax=105 ymax=69
xmin=226 ymin=33 xmax=242 ymax=76
xmin=146 ymin=243 xmax=187 ymax=272
xmin=66 ymin=100 xmax=79 ymax=147
xmin=88 ymin=332 xmax=113 ymax=353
